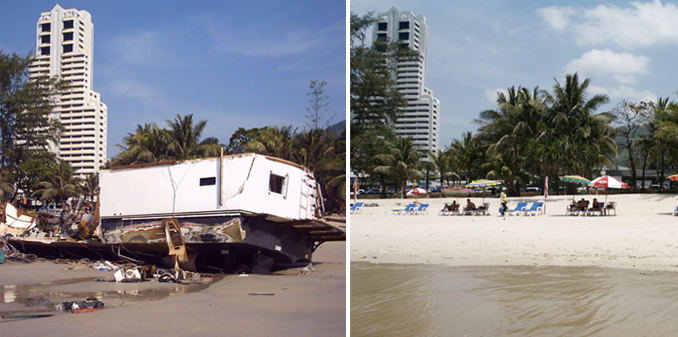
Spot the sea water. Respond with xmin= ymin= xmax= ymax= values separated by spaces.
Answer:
xmin=351 ymin=262 xmax=678 ymax=337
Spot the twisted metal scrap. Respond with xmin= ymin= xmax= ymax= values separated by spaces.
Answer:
xmin=1 ymin=235 xmax=38 ymax=263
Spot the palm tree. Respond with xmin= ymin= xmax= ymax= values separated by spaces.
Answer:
xmin=373 ymin=137 xmax=422 ymax=198
xmin=82 ymin=172 xmax=98 ymax=202
xmin=113 ymin=123 xmax=168 ymax=166
xmin=449 ymin=132 xmax=484 ymax=181
xmin=32 ymin=160 xmax=80 ymax=203
xmin=165 ymin=114 xmax=215 ymax=160
xmin=245 ymin=125 xmax=296 ymax=161
xmin=429 ymin=149 xmax=457 ymax=196
xmin=543 ymin=73 xmax=617 ymax=176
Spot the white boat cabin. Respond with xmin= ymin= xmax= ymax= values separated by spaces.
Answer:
xmin=99 ymin=154 xmax=322 ymax=222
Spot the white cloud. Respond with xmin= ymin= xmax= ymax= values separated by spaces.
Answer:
xmin=192 ymin=15 xmax=323 ymax=57
xmin=537 ymin=6 xmax=575 ymax=31
xmin=110 ymin=81 xmax=159 ymax=101
xmin=539 ymin=0 xmax=678 ymax=48
xmin=565 ymin=49 xmax=650 ymax=84
xmin=110 ymin=31 xmax=163 ymax=65
xmin=485 ymin=88 xmax=508 ymax=103
xmin=589 ymin=85 xmax=657 ymax=102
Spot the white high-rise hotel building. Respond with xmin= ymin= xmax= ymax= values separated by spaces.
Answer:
xmin=372 ymin=7 xmax=440 ymax=159
xmin=28 ymin=4 xmax=107 ymax=176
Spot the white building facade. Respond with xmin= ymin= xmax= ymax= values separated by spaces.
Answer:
xmin=28 ymin=4 xmax=107 ymax=176
xmin=372 ymin=7 xmax=440 ymax=159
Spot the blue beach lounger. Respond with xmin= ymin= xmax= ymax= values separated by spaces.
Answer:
xmin=521 ymin=201 xmax=544 ymax=216
xmin=392 ymin=203 xmax=416 ymax=215
xmin=412 ymin=204 xmax=429 ymax=215
xmin=507 ymin=202 xmax=528 ymax=216
xmin=350 ymin=202 xmax=364 ymax=214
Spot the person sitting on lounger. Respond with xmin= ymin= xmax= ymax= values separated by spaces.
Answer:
xmin=443 ymin=200 xmax=459 ymax=212
xmin=590 ymin=198 xmax=601 ymax=211
xmin=576 ymin=198 xmax=588 ymax=211
xmin=464 ymin=199 xmax=477 ymax=211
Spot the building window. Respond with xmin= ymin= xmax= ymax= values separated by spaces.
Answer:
xmin=64 ymin=32 xmax=73 ymax=41
xmin=399 ymin=21 xmax=410 ymax=30
xmin=200 ymin=177 xmax=216 ymax=186
xmin=377 ymin=33 xmax=387 ymax=41
xmin=41 ymin=23 xmax=51 ymax=32
xmin=63 ymin=45 xmax=73 ymax=53
xmin=399 ymin=43 xmax=409 ymax=50
xmin=41 ymin=35 xmax=50 ymax=43
xmin=41 ymin=46 xmax=50 ymax=55
xmin=378 ymin=22 xmax=387 ymax=31
xmin=64 ymin=20 xmax=74 ymax=29
xmin=269 ymin=173 xmax=287 ymax=196
xmin=399 ymin=32 xmax=409 ymax=40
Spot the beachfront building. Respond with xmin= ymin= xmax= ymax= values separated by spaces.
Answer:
xmin=372 ymin=6 xmax=440 ymax=160
xmin=28 ymin=4 xmax=107 ymax=176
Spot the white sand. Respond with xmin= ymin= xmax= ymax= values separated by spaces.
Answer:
xmin=350 ymin=193 xmax=678 ymax=271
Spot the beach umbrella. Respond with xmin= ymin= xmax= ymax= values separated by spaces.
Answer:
xmin=558 ymin=175 xmax=591 ymax=201
xmin=666 ymin=174 xmax=678 ymax=181
xmin=589 ymin=175 xmax=628 ymax=204
xmin=466 ymin=179 xmax=501 ymax=203
xmin=406 ymin=187 xmax=428 ymax=196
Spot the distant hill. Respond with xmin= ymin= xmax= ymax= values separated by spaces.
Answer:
xmin=330 ymin=120 xmax=346 ymax=136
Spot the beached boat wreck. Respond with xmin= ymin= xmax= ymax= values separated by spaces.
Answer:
xmin=7 ymin=153 xmax=345 ymax=273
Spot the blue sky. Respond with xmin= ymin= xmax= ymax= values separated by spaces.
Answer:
xmin=350 ymin=0 xmax=678 ymax=148
xmin=1 ymin=1 xmax=347 ymax=157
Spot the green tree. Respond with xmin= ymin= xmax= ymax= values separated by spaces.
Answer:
xmin=429 ymin=149 xmax=457 ymax=196
xmin=1 ymin=51 xmax=66 ymax=187
xmin=305 ymin=80 xmax=334 ymax=130
xmin=113 ymin=123 xmax=168 ymax=166
xmin=32 ymin=160 xmax=80 ymax=203
xmin=245 ymin=125 xmax=296 ymax=160
xmin=544 ymin=73 xmax=617 ymax=176
xmin=82 ymin=172 xmax=99 ymax=202
xmin=165 ymin=114 xmax=220 ymax=160
xmin=374 ymin=137 xmax=422 ymax=198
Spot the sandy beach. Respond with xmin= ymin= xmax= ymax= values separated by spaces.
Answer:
xmin=350 ymin=193 xmax=678 ymax=271
xmin=1 ymin=241 xmax=345 ymax=336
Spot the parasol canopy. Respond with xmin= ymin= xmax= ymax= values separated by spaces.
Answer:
xmin=559 ymin=175 xmax=591 ymax=185
xmin=665 ymin=174 xmax=678 ymax=181
xmin=589 ymin=175 xmax=628 ymax=205
xmin=466 ymin=179 xmax=501 ymax=187
xmin=466 ymin=179 xmax=501 ymax=203
xmin=406 ymin=187 xmax=428 ymax=196
xmin=589 ymin=176 xmax=628 ymax=189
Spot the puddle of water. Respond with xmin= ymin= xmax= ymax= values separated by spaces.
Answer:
xmin=0 ymin=276 xmax=215 ymax=319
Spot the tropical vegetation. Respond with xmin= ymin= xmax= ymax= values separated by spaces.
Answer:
xmin=349 ymin=12 xmax=678 ymax=196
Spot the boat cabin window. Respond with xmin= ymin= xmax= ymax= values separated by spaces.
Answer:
xmin=200 ymin=177 xmax=216 ymax=186
xmin=269 ymin=173 xmax=286 ymax=196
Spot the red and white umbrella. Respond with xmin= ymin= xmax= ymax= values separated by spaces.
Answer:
xmin=589 ymin=175 xmax=628 ymax=204
xmin=406 ymin=187 xmax=428 ymax=196
xmin=589 ymin=175 xmax=628 ymax=189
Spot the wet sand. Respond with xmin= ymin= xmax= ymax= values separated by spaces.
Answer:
xmin=0 ymin=241 xmax=346 ymax=336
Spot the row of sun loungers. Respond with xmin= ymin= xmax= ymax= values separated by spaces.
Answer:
xmin=566 ymin=201 xmax=617 ymax=216
xmin=392 ymin=203 xmax=429 ymax=215
xmin=505 ymin=201 xmax=544 ymax=216
xmin=354 ymin=200 xmax=622 ymax=216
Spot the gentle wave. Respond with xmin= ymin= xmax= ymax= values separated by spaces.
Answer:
xmin=351 ymin=262 xmax=678 ymax=337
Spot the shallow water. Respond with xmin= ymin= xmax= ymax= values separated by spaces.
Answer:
xmin=351 ymin=262 xmax=678 ymax=337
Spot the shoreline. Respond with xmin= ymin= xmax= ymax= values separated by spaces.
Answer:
xmin=350 ymin=193 xmax=678 ymax=272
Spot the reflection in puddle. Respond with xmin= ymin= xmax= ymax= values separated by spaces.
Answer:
xmin=0 ymin=276 xmax=214 ymax=318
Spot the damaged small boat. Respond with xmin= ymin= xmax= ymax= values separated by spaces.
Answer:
xmin=7 ymin=153 xmax=345 ymax=273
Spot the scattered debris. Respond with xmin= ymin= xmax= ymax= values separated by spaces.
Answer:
xmin=2 ymin=313 xmax=55 ymax=319
xmin=56 ymin=296 xmax=104 ymax=313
